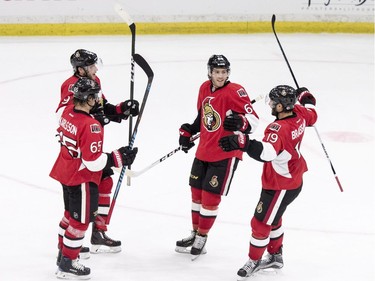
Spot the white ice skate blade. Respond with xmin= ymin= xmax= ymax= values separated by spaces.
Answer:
xmin=90 ymin=244 xmax=121 ymax=254
xmin=237 ymin=268 xmax=279 ymax=280
xmin=175 ymin=246 xmax=207 ymax=255
xmin=191 ymin=249 xmax=207 ymax=261
xmin=175 ymin=246 xmax=191 ymax=254
xmin=236 ymin=267 xmax=276 ymax=281
xmin=78 ymin=252 xmax=90 ymax=259
xmin=236 ymin=275 xmax=247 ymax=281
xmin=258 ymin=268 xmax=280 ymax=275
xmin=56 ymin=269 xmax=91 ymax=280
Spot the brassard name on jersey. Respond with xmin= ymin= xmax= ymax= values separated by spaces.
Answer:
xmin=291 ymin=120 xmax=306 ymax=140
xmin=59 ymin=117 xmax=77 ymax=136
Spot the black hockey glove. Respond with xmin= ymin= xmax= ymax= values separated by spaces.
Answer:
xmin=219 ymin=133 xmax=249 ymax=152
xmin=296 ymin=87 xmax=309 ymax=97
xmin=93 ymin=114 xmax=111 ymax=127
xmin=179 ymin=123 xmax=195 ymax=153
xmin=110 ymin=146 xmax=138 ymax=167
xmin=120 ymin=99 xmax=140 ymax=117
xmin=90 ymin=100 xmax=104 ymax=115
xmin=297 ymin=87 xmax=316 ymax=106
xmin=223 ymin=113 xmax=251 ymax=133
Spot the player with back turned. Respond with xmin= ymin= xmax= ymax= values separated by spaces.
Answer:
xmin=55 ymin=49 xmax=140 ymax=262
xmin=219 ymin=86 xmax=317 ymax=279
xmin=50 ymin=77 xmax=138 ymax=279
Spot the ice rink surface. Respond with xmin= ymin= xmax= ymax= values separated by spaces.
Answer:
xmin=0 ymin=33 xmax=374 ymax=280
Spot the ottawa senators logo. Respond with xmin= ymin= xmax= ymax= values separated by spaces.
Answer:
xmin=256 ymin=201 xmax=263 ymax=213
xmin=190 ymin=174 xmax=198 ymax=180
xmin=209 ymin=175 xmax=219 ymax=188
xmin=202 ymin=97 xmax=220 ymax=132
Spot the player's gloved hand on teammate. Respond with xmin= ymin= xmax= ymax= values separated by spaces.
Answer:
xmin=120 ymin=99 xmax=140 ymax=117
xmin=179 ymin=123 xmax=195 ymax=153
xmin=297 ymin=87 xmax=316 ymax=106
xmin=110 ymin=146 xmax=138 ymax=167
xmin=90 ymin=100 xmax=104 ymax=115
xmin=94 ymin=114 xmax=111 ymax=127
xmin=223 ymin=113 xmax=251 ymax=133
xmin=219 ymin=132 xmax=249 ymax=152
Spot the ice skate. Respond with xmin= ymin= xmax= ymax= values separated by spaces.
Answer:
xmin=175 ymin=230 xmax=197 ymax=254
xmin=259 ymin=248 xmax=283 ymax=270
xmin=237 ymin=259 xmax=261 ymax=280
xmin=190 ymin=233 xmax=207 ymax=261
xmin=56 ymin=256 xmax=90 ymax=280
xmin=90 ymin=226 xmax=121 ymax=254
xmin=56 ymin=247 xmax=90 ymax=266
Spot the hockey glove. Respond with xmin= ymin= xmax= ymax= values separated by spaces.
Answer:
xmin=223 ymin=113 xmax=251 ymax=133
xmin=297 ymin=87 xmax=316 ymax=106
xmin=296 ymin=87 xmax=309 ymax=97
xmin=93 ymin=114 xmax=111 ymax=127
xmin=111 ymin=146 xmax=138 ymax=167
xmin=179 ymin=123 xmax=195 ymax=153
xmin=119 ymin=99 xmax=140 ymax=117
xmin=219 ymin=132 xmax=248 ymax=152
xmin=90 ymin=100 xmax=104 ymax=115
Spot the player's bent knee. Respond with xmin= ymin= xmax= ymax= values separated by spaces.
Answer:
xmin=251 ymin=216 xmax=272 ymax=238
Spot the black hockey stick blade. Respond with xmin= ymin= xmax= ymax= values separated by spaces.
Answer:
xmin=133 ymin=53 xmax=154 ymax=78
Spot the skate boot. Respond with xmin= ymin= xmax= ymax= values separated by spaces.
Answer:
xmin=190 ymin=233 xmax=208 ymax=261
xmin=237 ymin=259 xmax=261 ymax=280
xmin=259 ymin=247 xmax=283 ymax=270
xmin=56 ymin=256 xmax=90 ymax=279
xmin=90 ymin=226 xmax=121 ymax=253
xmin=175 ymin=230 xmax=197 ymax=254
xmin=56 ymin=247 xmax=90 ymax=266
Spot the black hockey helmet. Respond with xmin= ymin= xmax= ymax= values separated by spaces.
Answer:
xmin=72 ymin=77 xmax=100 ymax=101
xmin=70 ymin=49 xmax=98 ymax=72
xmin=268 ymin=85 xmax=297 ymax=111
xmin=207 ymin=54 xmax=231 ymax=77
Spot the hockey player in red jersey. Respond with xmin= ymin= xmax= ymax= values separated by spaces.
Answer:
xmin=56 ymin=49 xmax=139 ymax=257
xmin=176 ymin=55 xmax=259 ymax=260
xmin=50 ymin=78 xmax=138 ymax=279
xmin=219 ymin=85 xmax=317 ymax=280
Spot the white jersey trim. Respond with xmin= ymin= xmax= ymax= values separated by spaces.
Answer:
xmin=82 ymin=153 xmax=108 ymax=172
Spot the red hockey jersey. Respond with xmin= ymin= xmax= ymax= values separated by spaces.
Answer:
xmin=196 ymin=80 xmax=259 ymax=162
xmin=260 ymin=104 xmax=318 ymax=190
xmin=50 ymin=105 xmax=106 ymax=186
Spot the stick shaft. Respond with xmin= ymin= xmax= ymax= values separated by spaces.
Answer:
xmin=271 ymin=14 xmax=343 ymax=192
xmin=127 ymin=95 xmax=263 ymax=178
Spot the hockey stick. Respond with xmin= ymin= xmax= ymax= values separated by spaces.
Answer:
xmin=125 ymin=94 xmax=264 ymax=178
xmin=106 ymin=54 xmax=154 ymax=224
xmin=271 ymin=14 xmax=343 ymax=192
xmin=125 ymin=134 xmax=201 ymax=178
xmin=114 ymin=3 xmax=136 ymax=186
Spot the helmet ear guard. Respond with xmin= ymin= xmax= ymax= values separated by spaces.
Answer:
xmin=268 ymin=85 xmax=297 ymax=111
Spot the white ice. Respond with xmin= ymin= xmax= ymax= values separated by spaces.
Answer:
xmin=0 ymin=33 xmax=374 ymax=281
